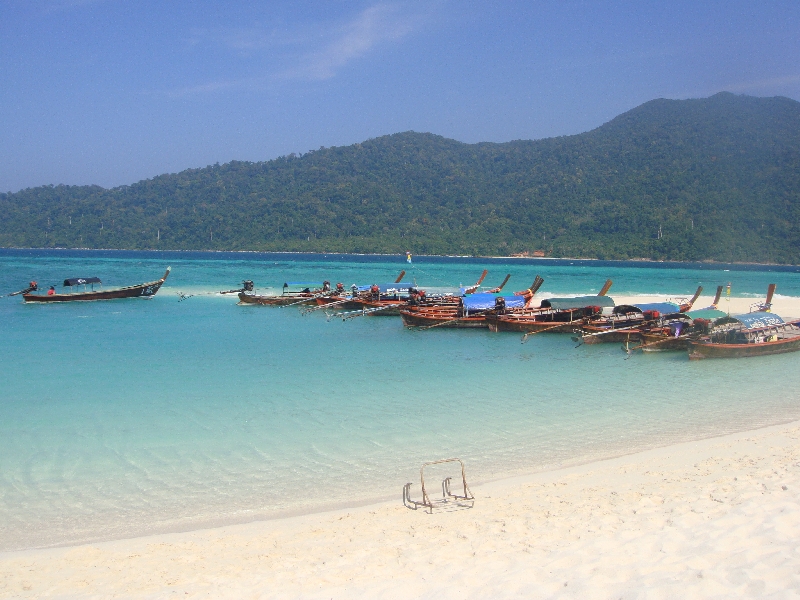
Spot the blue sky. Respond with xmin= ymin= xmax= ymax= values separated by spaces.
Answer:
xmin=2 ymin=1 xmax=799 ymax=192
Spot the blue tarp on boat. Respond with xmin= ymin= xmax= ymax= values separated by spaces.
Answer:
xmin=462 ymin=293 xmax=525 ymax=311
xmin=356 ymin=283 xmax=415 ymax=293
xmin=732 ymin=313 xmax=784 ymax=329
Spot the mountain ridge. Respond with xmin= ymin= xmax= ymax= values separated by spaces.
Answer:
xmin=2 ymin=92 xmax=799 ymax=263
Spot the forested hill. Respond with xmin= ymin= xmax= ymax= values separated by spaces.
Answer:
xmin=2 ymin=92 xmax=800 ymax=263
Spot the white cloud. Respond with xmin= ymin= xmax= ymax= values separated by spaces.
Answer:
xmin=290 ymin=4 xmax=418 ymax=81
xmin=165 ymin=3 xmax=426 ymax=97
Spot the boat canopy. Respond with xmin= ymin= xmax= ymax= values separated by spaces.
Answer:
xmin=63 ymin=277 xmax=101 ymax=286
xmin=613 ymin=302 xmax=679 ymax=315
xmin=356 ymin=283 xmax=415 ymax=293
xmin=539 ymin=295 xmax=615 ymax=310
xmin=686 ymin=308 xmax=728 ymax=321
xmin=730 ymin=313 xmax=785 ymax=329
xmin=463 ymin=293 xmax=525 ymax=311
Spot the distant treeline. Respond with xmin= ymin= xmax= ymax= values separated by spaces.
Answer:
xmin=2 ymin=92 xmax=799 ymax=263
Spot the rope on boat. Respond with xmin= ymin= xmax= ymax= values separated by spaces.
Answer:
xmin=417 ymin=308 xmax=493 ymax=330
xmin=280 ymin=290 xmax=338 ymax=308
xmin=520 ymin=322 xmax=574 ymax=343
xmin=301 ymin=297 xmax=351 ymax=314
xmin=624 ymin=335 xmax=684 ymax=357
xmin=571 ymin=323 xmax=644 ymax=347
xmin=341 ymin=303 xmax=401 ymax=321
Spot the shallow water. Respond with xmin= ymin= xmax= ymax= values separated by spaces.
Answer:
xmin=2 ymin=249 xmax=800 ymax=551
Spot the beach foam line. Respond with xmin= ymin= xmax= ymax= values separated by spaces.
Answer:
xmin=2 ymin=420 xmax=799 ymax=598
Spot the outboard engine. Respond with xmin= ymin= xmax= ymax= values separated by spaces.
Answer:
xmin=584 ymin=305 xmax=602 ymax=317
xmin=242 ymin=280 xmax=254 ymax=292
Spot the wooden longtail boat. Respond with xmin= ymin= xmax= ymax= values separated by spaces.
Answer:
xmin=487 ymin=279 xmax=613 ymax=333
xmin=688 ymin=313 xmax=800 ymax=359
xmin=578 ymin=286 xmax=702 ymax=344
xmin=580 ymin=301 xmax=680 ymax=344
xmin=309 ymin=270 xmax=410 ymax=312
xmin=636 ymin=308 xmax=727 ymax=352
xmin=400 ymin=277 xmax=542 ymax=329
xmin=332 ymin=270 xmax=500 ymax=322
xmin=238 ymin=281 xmax=342 ymax=306
xmin=23 ymin=268 xmax=171 ymax=302
xmin=336 ymin=282 xmax=417 ymax=315
xmin=632 ymin=287 xmax=727 ymax=352
xmin=631 ymin=283 xmax=776 ymax=353
xmin=399 ymin=305 xmax=489 ymax=328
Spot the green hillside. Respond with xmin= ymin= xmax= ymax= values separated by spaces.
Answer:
xmin=2 ymin=92 xmax=799 ymax=263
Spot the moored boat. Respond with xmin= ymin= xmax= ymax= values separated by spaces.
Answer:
xmin=23 ymin=268 xmax=171 ymax=302
xmin=487 ymin=279 xmax=614 ymax=333
xmin=577 ymin=286 xmax=701 ymax=345
xmin=687 ymin=313 xmax=800 ymax=359
xmin=579 ymin=301 xmax=680 ymax=344
xmin=238 ymin=281 xmax=341 ymax=306
xmin=637 ymin=308 xmax=728 ymax=352
xmin=400 ymin=280 xmax=539 ymax=329
xmin=340 ymin=282 xmax=417 ymax=315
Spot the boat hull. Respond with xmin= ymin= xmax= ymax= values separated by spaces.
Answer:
xmin=687 ymin=335 xmax=800 ymax=359
xmin=23 ymin=269 xmax=170 ymax=302
xmin=349 ymin=299 xmax=403 ymax=316
xmin=238 ymin=292 xmax=330 ymax=306
xmin=581 ymin=325 xmax=641 ymax=344
xmin=487 ymin=314 xmax=582 ymax=334
xmin=640 ymin=333 xmax=689 ymax=352
xmin=400 ymin=309 xmax=487 ymax=328
xmin=238 ymin=293 xmax=295 ymax=306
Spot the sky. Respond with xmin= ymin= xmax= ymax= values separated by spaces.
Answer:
xmin=2 ymin=1 xmax=799 ymax=193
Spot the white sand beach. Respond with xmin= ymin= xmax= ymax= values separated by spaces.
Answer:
xmin=616 ymin=292 xmax=800 ymax=320
xmin=2 ymin=420 xmax=800 ymax=599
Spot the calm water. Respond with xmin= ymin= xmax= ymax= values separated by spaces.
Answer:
xmin=2 ymin=249 xmax=800 ymax=551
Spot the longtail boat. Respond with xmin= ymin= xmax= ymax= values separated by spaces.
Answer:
xmin=635 ymin=308 xmax=728 ymax=352
xmin=336 ymin=270 xmax=500 ymax=321
xmin=400 ymin=277 xmax=541 ymax=329
xmin=687 ymin=313 xmax=800 ymax=359
xmin=487 ymin=279 xmax=612 ymax=333
xmin=312 ymin=270 xmax=409 ymax=312
xmin=578 ymin=286 xmax=703 ymax=345
xmin=343 ymin=282 xmax=418 ymax=316
xmin=630 ymin=283 xmax=779 ymax=353
xmin=238 ymin=281 xmax=342 ymax=306
xmin=579 ymin=301 xmax=681 ymax=344
xmin=22 ymin=268 xmax=171 ymax=302
xmin=631 ymin=286 xmax=727 ymax=352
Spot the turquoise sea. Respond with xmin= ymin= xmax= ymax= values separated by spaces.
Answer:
xmin=2 ymin=249 xmax=800 ymax=552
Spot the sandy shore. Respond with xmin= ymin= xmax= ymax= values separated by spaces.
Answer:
xmin=615 ymin=292 xmax=800 ymax=320
xmin=2 ymin=420 xmax=800 ymax=599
